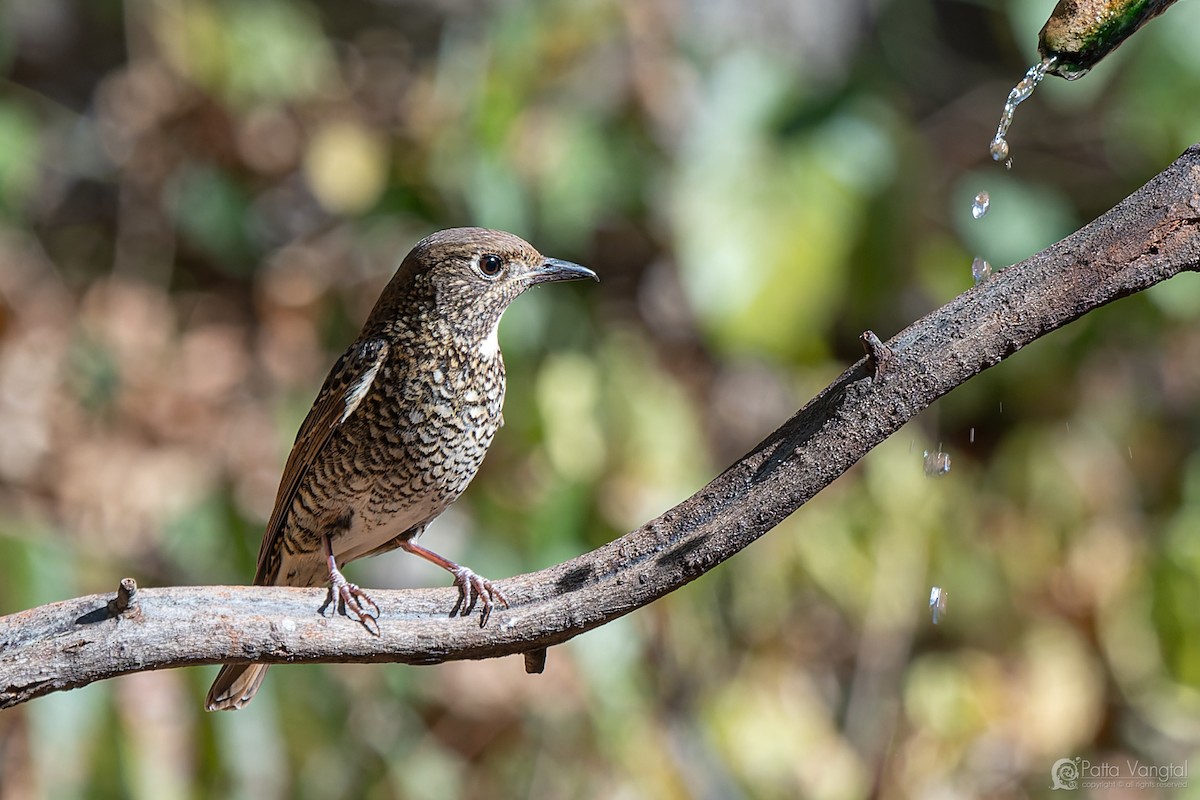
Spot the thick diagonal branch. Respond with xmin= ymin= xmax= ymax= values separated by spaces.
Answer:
xmin=3 ymin=145 xmax=1200 ymax=710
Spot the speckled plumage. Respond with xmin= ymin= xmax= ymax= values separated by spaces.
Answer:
xmin=206 ymin=227 xmax=596 ymax=711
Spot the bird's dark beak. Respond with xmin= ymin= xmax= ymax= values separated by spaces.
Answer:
xmin=531 ymin=257 xmax=598 ymax=284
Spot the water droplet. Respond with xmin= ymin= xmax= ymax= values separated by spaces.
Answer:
xmin=971 ymin=256 xmax=992 ymax=284
xmin=923 ymin=448 xmax=951 ymax=477
xmin=989 ymin=57 xmax=1055 ymax=165
xmin=971 ymin=191 xmax=990 ymax=219
xmin=929 ymin=586 xmax=948 ymax=624
xmin=989 ymin=137 xmax=1010 ymax=163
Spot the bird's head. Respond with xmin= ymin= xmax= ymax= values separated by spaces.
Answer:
xmin=368 ymin=227 xmax=597 ymax=355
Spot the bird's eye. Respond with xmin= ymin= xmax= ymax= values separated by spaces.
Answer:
xmin=478 ymin=254 xmax=504 ymax=278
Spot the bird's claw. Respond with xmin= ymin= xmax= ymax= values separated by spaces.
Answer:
xmin=450 ymin=566 xmax=510 ymax=627
xmin=323 ymin=572 xmax=381 ymax=636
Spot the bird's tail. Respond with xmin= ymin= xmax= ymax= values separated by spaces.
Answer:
xmin=206 ymin=663 xmax=271 ymax=711
xmin=208 ymin=549 xmax=328 ymax=710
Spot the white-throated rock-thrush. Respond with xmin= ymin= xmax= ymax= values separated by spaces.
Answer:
xmin=206 ymin=227 xmax=597 ymax=710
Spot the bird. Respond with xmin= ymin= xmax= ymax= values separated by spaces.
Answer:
xmin=206 ymin=227 xmax=597 ymax=711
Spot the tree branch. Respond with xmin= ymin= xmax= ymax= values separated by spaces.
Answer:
xmin=4 ymin=145 xmax=1200 ymax=710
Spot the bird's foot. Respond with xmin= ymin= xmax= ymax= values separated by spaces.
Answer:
xmin=322 ymin=564 xmax=381 ymax=636
xmin=450 ymin=566 xmax=510 ymax=627
xmin=395 ymin=536 xmax=509 ymax=626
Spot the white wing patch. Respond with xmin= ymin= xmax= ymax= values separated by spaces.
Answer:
xmin=341 ymin=350 xmax=386 ymax=423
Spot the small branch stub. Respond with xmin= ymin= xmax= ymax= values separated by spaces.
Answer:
xmin=107 ymin=578 xmax=138 ymax=617
xmin=524 ymin=648 xmax=548 ymax=674
xmin=861 ymin=330 xmax=895 ymax=382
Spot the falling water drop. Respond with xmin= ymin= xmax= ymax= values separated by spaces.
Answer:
xmin=923 ymin=448 xmax=952 ymax=477
xmin=929 ymin=586 xmax=948 ymax=625
xmin=971 ymin=256 xmax=993 ymax=285
xmin=989 ymin=138 xmax=1010 ymax=163
xmin=989 ymin=56 xmax=1056 ymax=167
xmin=971 ymin=191 xmax=990 ymax=219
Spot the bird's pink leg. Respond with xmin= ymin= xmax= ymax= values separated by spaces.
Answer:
xmin=323 ymin=536 xmax=380 ymax=635
xmin=398 ymin=538 xmax=510 ymax=626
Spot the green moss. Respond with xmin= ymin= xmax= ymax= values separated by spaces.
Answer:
xmin=1039 ymin=0 xmax=1180 ymax=78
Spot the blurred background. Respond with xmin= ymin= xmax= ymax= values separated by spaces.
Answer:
xmin=1 ymin=0 xmax=1199 ymax=797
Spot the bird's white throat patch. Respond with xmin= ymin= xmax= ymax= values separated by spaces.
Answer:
xmin=478 ymin=314 xmax=503 ymax=359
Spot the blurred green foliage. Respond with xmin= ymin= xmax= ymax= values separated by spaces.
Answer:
xmin=1 ymin=0 xmax=1199 ymax=797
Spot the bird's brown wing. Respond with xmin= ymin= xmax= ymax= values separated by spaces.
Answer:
xmin=253 ymin=336 xmax=390 ymax=585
